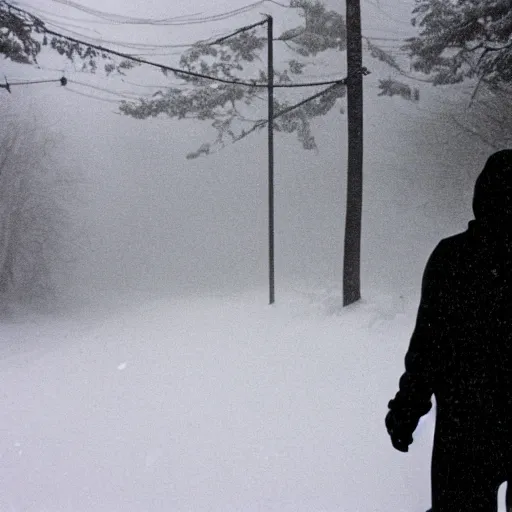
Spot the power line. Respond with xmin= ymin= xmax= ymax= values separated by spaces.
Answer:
xmin=67 ymin=79 xmax=147 ymax=100
xmin=49 ymin=0 xmax=246 ymax=24
xmin=297 ymin=73 xmax=345 ymax=81
xmin=44 ymin=0 xmax=290 ymax=26
xmin=33 ymin=16 xmax=194 ymax=50
xmin=6 ymin=3 xmax=351 ymax=89
xmin=265 ymin=0 xmax=292 ymax=7
xmin=275 ymin=82 xmax=345 ymax=119
xmin=363 ymin=35 xmax=408 ymax=42
xmin=362 ymin=0 xmax=413 ymax=27
xmin=363 ymin=26 xmax=415 ymax=37
xmin=120 ymin=78 xmax=192 ymax=89
xmin=41 ymin=22 xmax=209 ymax=50
xmin=21 ymin=9 xmax=104 ymax=35
xmin=126 ymin=50 xmax=189 ymax=57
xmin=64 ymin=85 xmax=121 ymax=103
xmin=230 ymin=81 xmax=348 ymax=142
xmin=15 ymin=2 xmax=275 ymax=53
xmin=186 ymin=80 xmax=346 ymax=158
xmin=14 ymin=0 xmax=207 ymax=25
xmin=26 ymin=11 xmax=240 ymax=52
xmin=208 ymin=18 xmax=268 ymax=45
xmin=19 ymin=6 xmax=297 ymax=56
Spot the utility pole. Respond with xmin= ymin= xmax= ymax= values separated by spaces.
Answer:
xmin=267 ymin=14 xmax=275 ymax=305
xmin=343 ymin=0 xmax=363 ymax=306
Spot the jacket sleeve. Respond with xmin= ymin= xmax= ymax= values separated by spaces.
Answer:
xmin=388 ymin=242 xmax=448 ymax=424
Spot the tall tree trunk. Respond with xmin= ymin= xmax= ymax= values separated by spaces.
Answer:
xmin=0 ymin=217 xmax=15 ymax=293
xmin=267 ymin=15 xmax=275 ymax=305
xmin=343 ymin=0 xmax=364 ymax=306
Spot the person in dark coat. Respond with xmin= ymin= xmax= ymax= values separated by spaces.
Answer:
xmin=386 ymin=149 xmax=512 ymax=512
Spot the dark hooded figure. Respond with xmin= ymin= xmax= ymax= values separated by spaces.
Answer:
xmin=386 ymin=149 xmax=512 ymax=511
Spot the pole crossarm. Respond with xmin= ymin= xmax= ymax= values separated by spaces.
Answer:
xmin=0 ymin=76 xmax=67 ymax=93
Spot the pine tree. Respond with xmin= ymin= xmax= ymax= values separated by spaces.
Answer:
xmin=406 ymin=0 xmax=512 ymax=86
xmin=0 ymin=1 xmax=136 ymax=75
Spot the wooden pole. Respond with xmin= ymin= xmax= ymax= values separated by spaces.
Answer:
xmin=343 ymin=0 xmax=364 ymax=306
xmin=267 ymin=15 xmax=275 ymax=305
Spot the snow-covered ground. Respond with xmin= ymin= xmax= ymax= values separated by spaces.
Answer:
xmin=3 ymin=287 xmax=502 ymax=512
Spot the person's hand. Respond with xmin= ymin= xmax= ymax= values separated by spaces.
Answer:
xmin=385 ymin=410 xmax=414 ymax=453
xmin=390 ymin=432 xmax=413 ymax=452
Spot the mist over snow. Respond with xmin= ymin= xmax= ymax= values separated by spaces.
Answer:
xmin=0 ymin=291 xmax=448 ymax=511
xmin=0 ymin=0 xmax=508 ymax=510
xmin=0 ymin=289 xmax=509 ymax=512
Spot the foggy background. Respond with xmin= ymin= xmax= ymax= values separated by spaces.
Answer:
xmin=0 ymin=0 xmax=495 ymax=310
xmin=0 ymin=3 xmax=506 ymax=508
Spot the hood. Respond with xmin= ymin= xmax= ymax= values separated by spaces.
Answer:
xmin=473 ymin=149 xmax=512 ymax=224
xmin=470 ymin=149 xmax=512 ymax=249
xmin=473 ymin=149 xmax=512 ymax=222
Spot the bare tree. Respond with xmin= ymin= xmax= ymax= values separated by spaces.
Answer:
xmin=448 ymin=83 xmax=512 ymax=151
xmin=0 ymin=112 xmax=76 ymax=312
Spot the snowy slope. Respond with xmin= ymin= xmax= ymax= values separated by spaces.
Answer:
xmin=0 ymin=290 xmax=443 ymax=512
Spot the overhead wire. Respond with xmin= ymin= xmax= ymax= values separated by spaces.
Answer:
xmin=362 ymin=0 xmax=414 ymax=27
xmin=64 ymin=86 xmax=122 ymax=103
xmin=12 ymin=3 xmax=269 ymax=55
xmin=0 ymin=0 xmax=375 ymax=127
xmin=68 ymin=79 xmax=343 ymax=119
xmin=67 ymin=79 xmax=149 ymax=100
xmin=0 ymin=1 xmax=373 ymax=150
xmin=12 ymin=2 xmax=388 ymax=66
xmin=28 ymin=13 xmax=338 ymax=57
xmin=34 ymin=11 xmax=245 ymax=50
xmin=6 ymin=3 xmax=352 ymax=89
xmin=34 ymin=17 xmax=203 ymax=50
xmin=44 ymin=0 xmax=290 ymax=26
xmin=363 ymin=26 xmax=415 ymax=38
xmin=227 ymin=81 xmax=347 ymax=144
xmin=73 ymin=23 xmax=260 ymax=51
xmin=363 ymin=35 xmax=408 ymax=42
xmin=13 ymin=0 xmax=207 ymax=25
xmin=126 ymin=50 xmax=189 ymax=57
xmin=19 ymin=8 xmax=104 ymax=35
xmin=208 ymin=19 xmax=270 ymax=45
xmin=49 ymin=0 xmax=242 ymax=24
xmin=120 ymin=78 xmax=191 ymax=89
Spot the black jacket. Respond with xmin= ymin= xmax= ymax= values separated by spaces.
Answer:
xmin=387 ymin=150 xmax=512 ymax=453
